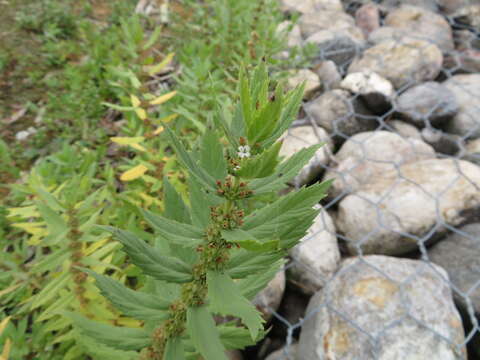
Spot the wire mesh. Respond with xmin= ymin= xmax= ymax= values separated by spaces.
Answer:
xmin=263 ymin=0 xmax=480 ymax=359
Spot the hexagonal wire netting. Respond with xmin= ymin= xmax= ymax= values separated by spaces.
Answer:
xmin=259 ymin=1 xmax=480 ymax=359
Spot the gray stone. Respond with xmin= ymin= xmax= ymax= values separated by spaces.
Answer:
xmin=340 ymin=71 xmax=394 ymax=113
xmin=452 ymin=4 xmax=480 ymax=31
xmin=313 ymin=61 xmax=342 ymax=90
xmin=336 ymin=158 xmax=480 ymax=255
xmin=388 ymin=120 xmax=422 ymax=139
xmin=355 ymin=2 xmax=380 ymax=37
xmin=305 ymin=89 xmax=376 ymax=139
xmin=395 ymin=82 xmax=459 ymax=127
xmin=437 ymin=0 xmax=471 ymax=14
xmin=443 ymin=74 xmax=480 ymax=138
xmin=279 ymin=0 xmax=343 ymax=14
xmin=286 ymin=69 xmax=321 ymax=99
xmin=429 ymin=223 xmax=480 ymax=314
xmin=265 ymin=343 xmax=298 ymax=360
xmin=298 ymin=255 xmax=467 ymax=360
xmin=280 ymin=126 xmax=333 ymax=187
xmin=384 ymin=5 xmax=454 ymax=53
xmin=277 ymin=21 xmax=303 ymax=49
xmin=226 ymin=350 xmax=243 ymax=360
xmin=252 ymin=270 xmax=286 ymax=322
xmin=348 ymin=38 xmax=443 ymax=89
xmin=464 ymin=138 xmax=480 ymax=165
xmin=298 ymin=11 xmax=356 ymax=39
xmin=324 ymin=131 xmax=435 ymax=199
xmin=421 ymin=127 xmax=462 ymax=155
xmin=288 ymin=209 xmax=340 ymax=295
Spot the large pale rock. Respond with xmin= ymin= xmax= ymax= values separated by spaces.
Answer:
xmin=452 ymin=4 xmax=480 ymax=31
xmin=336 ymin=158 xmax=480 ymax=255
xmin=252 ymin=270 xmax=286 ymax=322
xmin=348 ymin=38 xmax=443 ymax=89
xmin=280 ymin=126 xmax=333 ymax=186
xmin=340 ymin=71 xmax=394 ymax=113
xmin=395 ymin=81 xmax=459 ymax=127
xmin=443 ymin=74 xmax=480 ymax=138
xmin=429 ymin=223 xmax=480 ymax=314
xmin=265 ymin=343 xmax=299 ymax=360
xmin=324 ymin=131 xmax=435 ymax=199
xmin=313 ymin=60 xmax=342 ymax=90
xmin=286 ymin=69 xmax=321 ymax=99
xmin=463 ymin=138 xmax=480 ymax=165
xmin=384 ymin=5 xmax=454 ymax=53
xmin=288 ymin=209 xmax=340 ymax=295
xmin=298 ymin=255 xmax=467 ymax=360
xmin=279 ymin=0 xmax=343 ymax=14
xmin=355 ymin=2 xmax=380 ymax=37
xmin=388 ymin=120 xmax=422 ymax=139
xmin=298 ymin=10 xmax=356 ymax=38
xmin=277 ymin=21 xmax=303 ymax=48
xmin=305 ymin=89 xmax=376 ymax=140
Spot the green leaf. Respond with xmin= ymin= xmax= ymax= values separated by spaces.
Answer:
xmin=200 ymin=130 xmax=227 ymax=180
xmin=101 ymin=226 xmax=193 ymax=283
xmin=68 ymin=312 xmax=151 ymax=351
xmin=218 ymin=323 xmax=266 ymax=349
xmin=163 ymin=176 xmax=191 ymax=224
xmin=189 ymin=177 xmax=215 ymax=228
xmin=236 ymin=260 xmax=285 ymax=300
xmin=236 ymin=141 xmax=282 ymax=179
xmin=35 ymin=200 xmax=69 ymax=244
xmin=249 ymin=145 xmax=322 ymax=194
xmin=226 ymin=251 xmax=285 ymax=279
xmin=186 ymin=306 xmax=228 ymax=360
xmin=239 ymin=67 xmax=253 ymax=130
xmin=164 ymin=337 xmax=186 ymax=360
xmin=83 ymin=269 xmax=171 ymax=322
xmin=30 ymin=272 xmax=71 ymax=310
xmin=221 ymin=229 xmax=279 ymax=252
xmin=163 ymin=125 xmax=215 ymax=190
xmin=207 ymin=271 xmax=264 ymax=340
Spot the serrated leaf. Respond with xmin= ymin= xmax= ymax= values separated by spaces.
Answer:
xmin=30 ymin=272 xmax=71 ymax=310
xmin=226 ymin=251 xmax=285 ymax=279
xmin=68 ymin=312 xmax=151 ymax=351
xmin=200 ymin=130 xmax=227 ymax=180
xmin=221 ymin=229 xmax=279 ymax=252
xmin=83 ymin=269 xmax=171 ymax=321
xmin=101 ymin=226 xmax=193 ymax=283
xmin=163 ymin=176 xmax=191 ymax=224
xmin=164 ymin=337 xmax=186 ymax=360
xmin=207 ymin=271 xmax=264 ymax=339
xmin=236 ymin=260 xmax=284 ymax=300
xmin=186 ymin=306 xmax=228 ymax=360
xmin=150 ymin=91 xmax=177 ymax=105
xmin=236 ymin=141 xmax=282 ymax=179
xmin=120 ymin=165 xmax=149 ymax=181
xmin=217 ymin=323 xmax=266 ymax=349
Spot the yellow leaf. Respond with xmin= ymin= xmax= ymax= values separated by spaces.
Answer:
xmin=110 ymin=137 xmax=145 ymax=145
xmin=130 ymin=94 xmax=141 ymax=107
xmin=120 ymin=165 xmax=149 ymax=181
xmin=1 ymin=338 xmax=11 ymax=360
xmin=145 ymin=52 xmax=175 ymax=76
xmin=135 ymin=107 xmax=147 ymax=120
xmin=159 ymin=113 xmax=178 ymax=123
xmin=0 ymin=284 xmax=21 ymax=298
xmin=0 ymin=317 xmax=11 ymax=334
xmin=153 ymin=126 xmax=164 ymax=135
xmin=149 ymin=91 xmax=177 ymax=105
xmin=130 ymin=143 xmax=147 ymax=152
xmin=11 ymin=222 xmax=46 ymax=235
xmin=7 ymin=206 xmax=39 ymax=218
xmin=84 ymin=237 xmax=109 ymax=256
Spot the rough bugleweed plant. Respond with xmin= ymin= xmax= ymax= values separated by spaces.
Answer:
xmin=71 ymin=64 xmax=331 ymax=359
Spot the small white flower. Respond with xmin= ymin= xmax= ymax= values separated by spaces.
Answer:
xmin=237 ymin=145 xmax=251 ymax=158
xmin=234 ymin=165 xmax=241 ymax=171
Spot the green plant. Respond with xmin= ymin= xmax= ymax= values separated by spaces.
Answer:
xmin=71 ymin=64 xmax=331 ymax=358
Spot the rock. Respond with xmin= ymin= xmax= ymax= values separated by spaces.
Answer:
xmin=388 ymin=120 xmax=422 ymax=139
xmin=252 ymin=270 xmax=286 ymax=322
xmin=395 ymin=82 xmax=458 ymax=127
xmin=15 ymin=126 xmax=37 ymax=141
xmin=324 ymin=131 xmax=435 ymax=199
xmin=280 ymin=126 xmax=333 ymax=186
xmin=298 ymin=255 xmax=467 ymax=360
xmin=305 ymin=89 xmax=376 ymax=140
xmin=340 ymin=71 xmax=394 ymax=113
xmin=336 ymin=158 xmax=480 ymax=255
xmin=265 ymin=343 xmax=299 ymax=360
xmin=286 ymin=69 xmax=321 ymax=99
xmin=298 ymin=11 xmax=356 ymax=38
xmin=443 ymin=74 xmax=480 ymax=138
xmin=305 ymin=29 xmax=365 ymax=66
xmin=438 ymin=0 xmax=469 ymax=14
xmin=348 ymin=38 xmax=443 ymax=89
xmin=429 ymin=223 xmax=480 ymax=314
xmin=313 ymin=61 xmax=342 ymax=90
xmin=452 ymin=4 xmax=480 ymax=31
xmin=421 ymin=127 xmax=462 ymax=155
xmin=380 ymin=0 xmax=440 ymax=11
xmin=226 ymin=350 xmax=243 ymax=360
xmin=355 ymin=2 xmax=380 ymax=37
xmin=384 ymin=5 xmax=454 ymax=53
xmin=464 ymin=138 xmax=480 ymax=165
xmin=271 ymin=290 xmax=310 ymax=338
xmin=279 ymin=0 xmax=343 ymax=14
xmin=287 ymin=209 xmax=340 ymax=295
xmin=277 ymin=21 xmax=303 ymax=48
